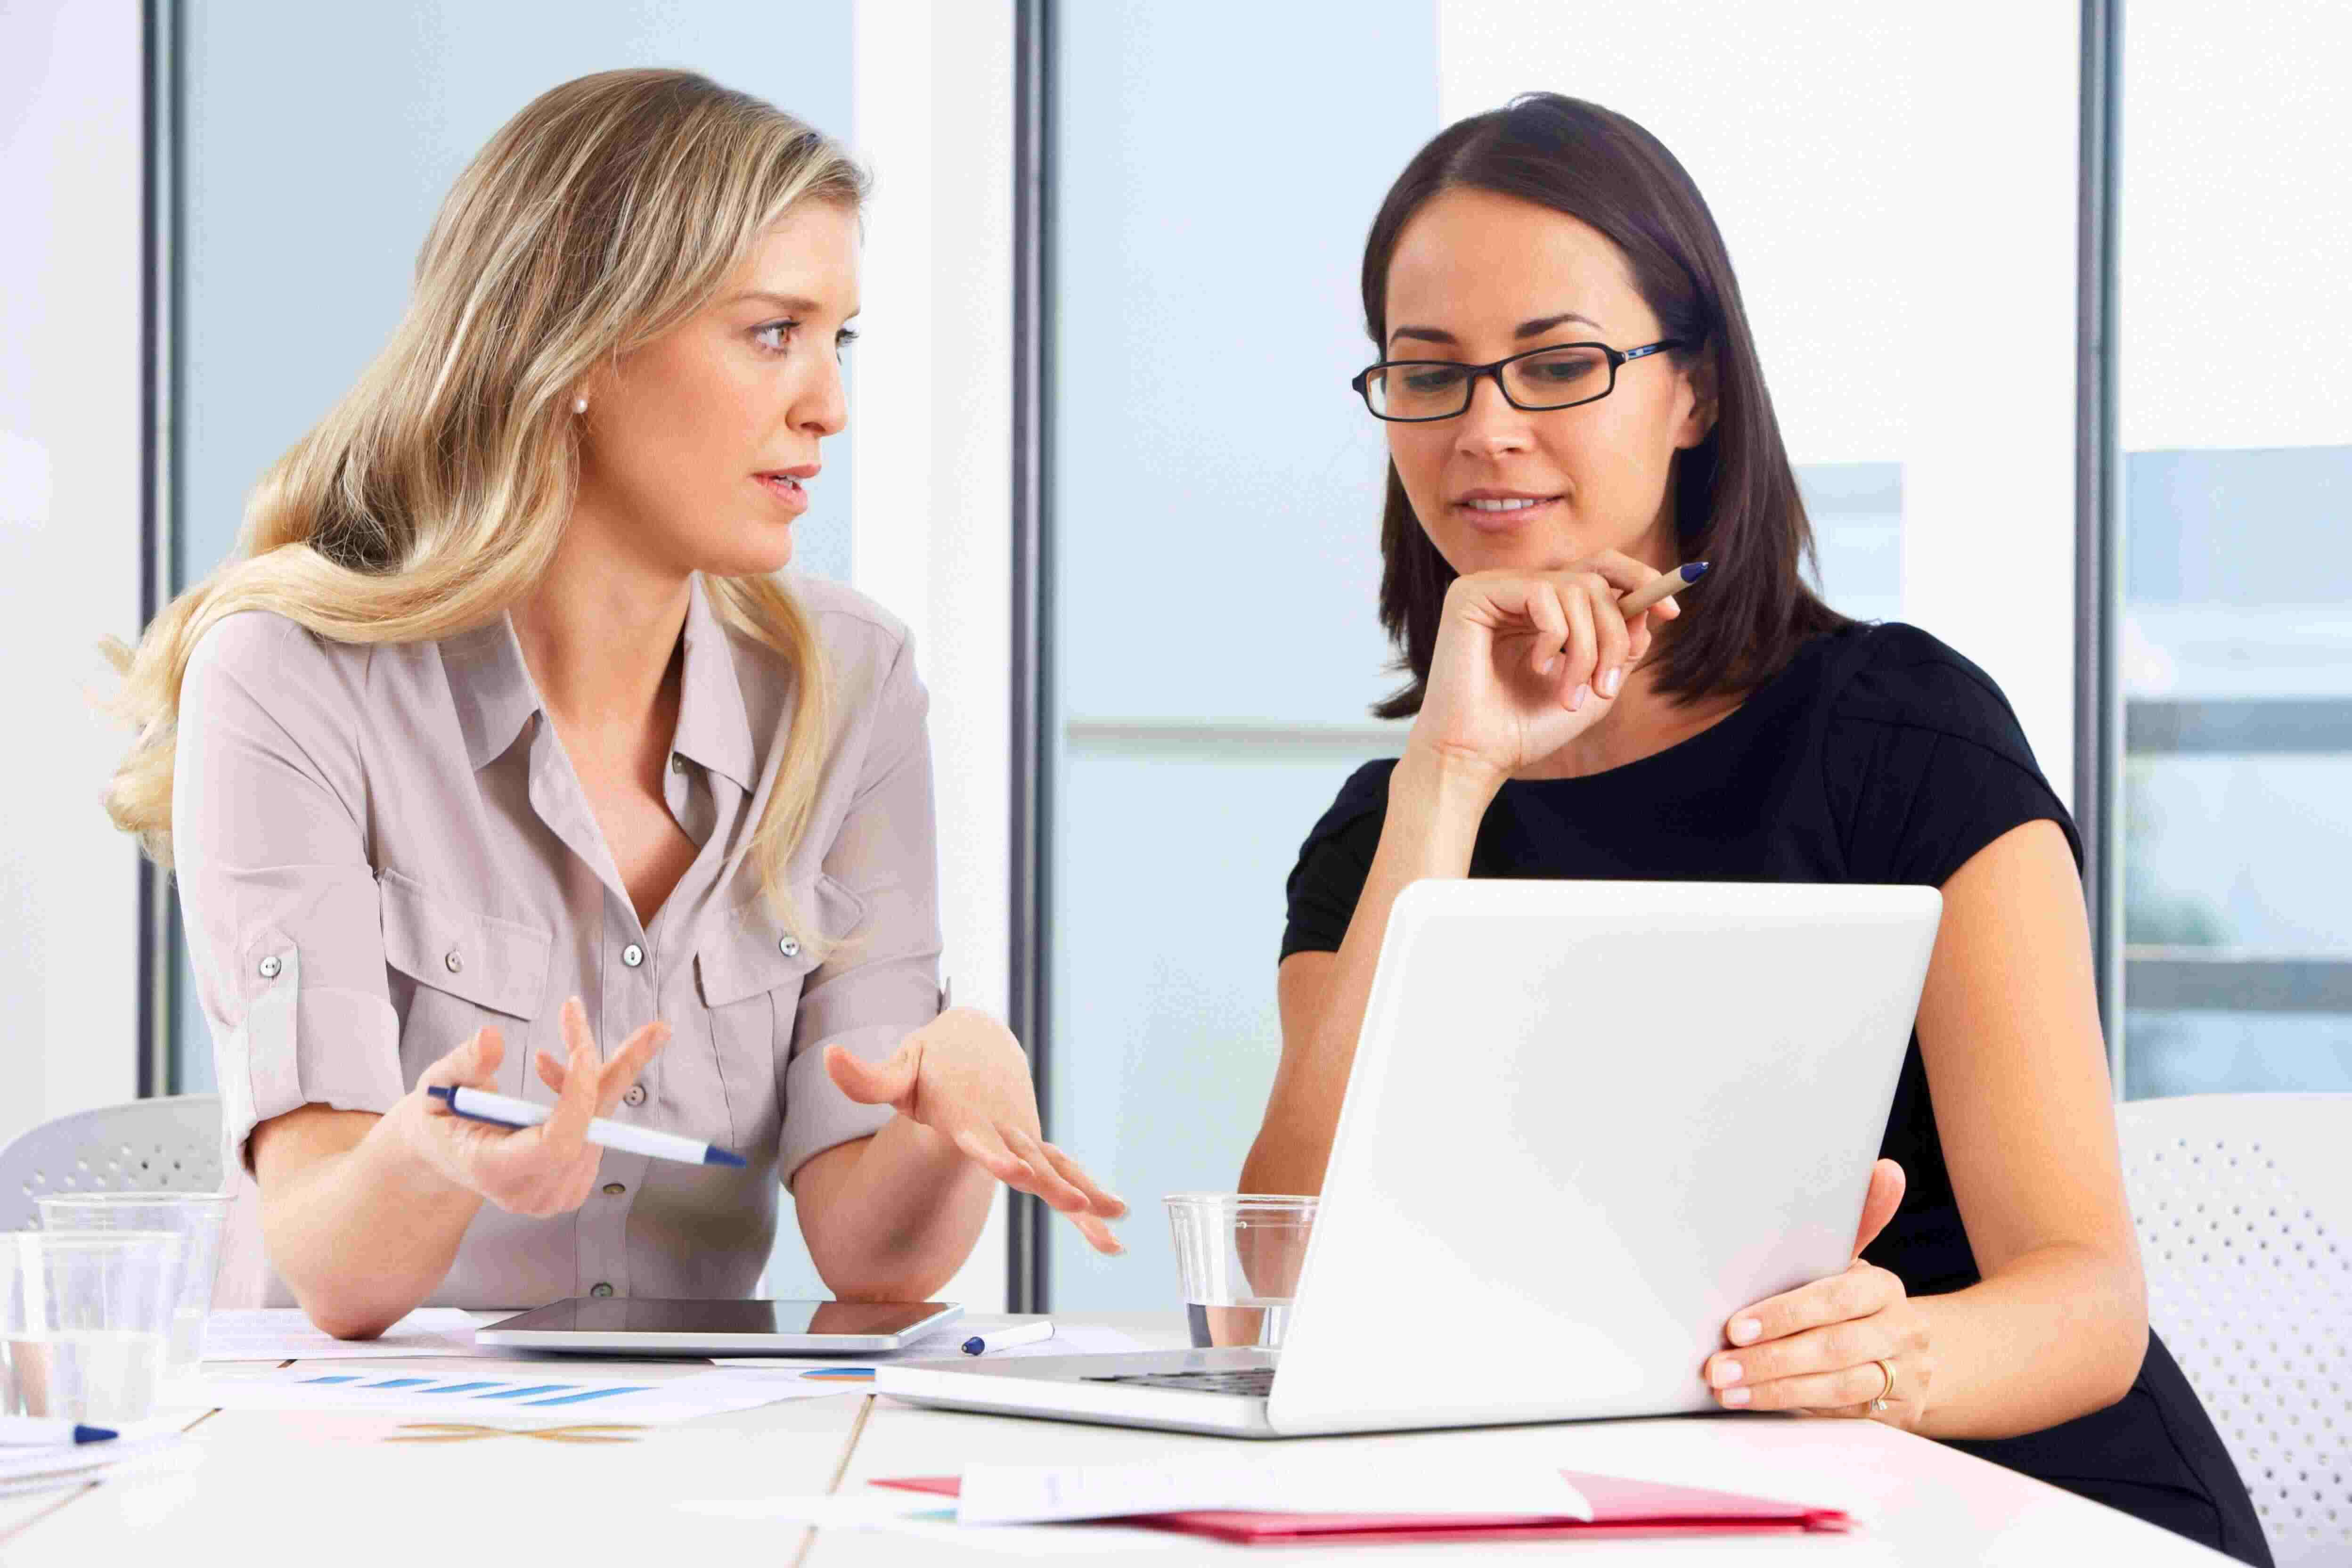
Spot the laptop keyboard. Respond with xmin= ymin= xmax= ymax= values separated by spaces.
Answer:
xmin=1080 ymin=1367 xmax=1277 ymax=1398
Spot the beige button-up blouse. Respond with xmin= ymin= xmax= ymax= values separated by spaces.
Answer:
xmin=174 ymin=574 xmax=941 ymax=1308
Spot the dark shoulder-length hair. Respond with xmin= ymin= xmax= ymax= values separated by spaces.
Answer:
xmin=1364 ymin=92 xmax=1847 ymax=719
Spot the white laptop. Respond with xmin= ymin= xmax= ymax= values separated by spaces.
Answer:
xmin=878 ymin=878 xmax=1940 ymax=1437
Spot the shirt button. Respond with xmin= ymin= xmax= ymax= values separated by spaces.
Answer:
xmin=257 ymin=955 xmax=282 ymax=980
xmin=622 ymin=1085 xmax=647 ymax=1108
xmin=779 ymin=935 xmax=800 ymax=958
xmin=622 ymin=943 xmax=645 ymax=968
xmin=589 ymin=1282 xmax=615 ymax=1298
xmin=602 ymin=1182 xmax=626 ymax=1197
xmin=670 ymin=755 xmax=687 ymax=774
xmin=445 ymin=949 xmax=463 ymax=974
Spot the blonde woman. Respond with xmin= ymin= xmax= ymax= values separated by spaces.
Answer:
xmin=106 ymin=70 xmax=1122 ymax=1336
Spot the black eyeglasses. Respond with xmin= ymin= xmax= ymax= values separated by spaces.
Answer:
xmin=1351 ymin=338 xmax=1690 ymax=422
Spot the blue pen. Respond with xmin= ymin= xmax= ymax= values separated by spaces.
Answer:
xmin=426 ymin=1085 xmax=746 ymax=1168
xmin=1617 ymin=560 xmax=1709 ymax=617
xmin=961 ymin=1320 xmax=1055 ymax=1356
xmin=0 ymin=1417 xmax=117 ymax=1446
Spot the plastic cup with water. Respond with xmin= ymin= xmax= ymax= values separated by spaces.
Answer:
xmin=1165 ymin=1193 xmax=1318 ymax=1349
xmin=1 ymin=1231 xmax=184 ymax=1424
xmin=36 ymin=1192 xmax=229 ymax=1379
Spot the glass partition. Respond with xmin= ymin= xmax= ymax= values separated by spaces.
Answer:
xmin=1040 ymin=1 xmax=2080 ymax=1309
xmin=1042 ymin=0 xmax=1437 ymax=1312
xmin=165 ymin=2 xmax=858 ymax=1299
xmin=168 ymin=0 xmax=856 ymax=1096
xmin=2115 ymin=4 xmax=2352 ymax=1095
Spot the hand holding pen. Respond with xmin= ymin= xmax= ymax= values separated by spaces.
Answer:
xmin=1407 ymin=553 xmax=1707 ymax=789
xmin=395 ymin=998 xmax=672 ymax=1218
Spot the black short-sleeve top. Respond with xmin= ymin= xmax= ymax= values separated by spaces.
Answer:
xmin=1279 ymin=621 xmax=2270 ymax=1566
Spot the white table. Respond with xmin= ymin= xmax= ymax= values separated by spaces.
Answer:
xmin=0 ymin=1315 xmax=2239 ymax=1564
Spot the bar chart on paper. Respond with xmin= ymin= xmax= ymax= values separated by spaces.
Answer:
xmin=182 ymin=1366 xmax=845 ymax=1421
xmin=302 ymin=1373 xmax=660 ymax=1408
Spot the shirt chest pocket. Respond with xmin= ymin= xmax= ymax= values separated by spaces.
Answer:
xmin=694 ymin=875 xmax=866 ymax=1149
xmin=378 ymin=868 xmax=553 ymax=1082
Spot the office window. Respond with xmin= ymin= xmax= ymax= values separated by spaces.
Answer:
xmin=1799 ymin=463 xmax=1904 ymax=626
xmin=159 ymin=2 xmax=874 ymax=1302
xmin=1041 ymin=0 xmax=1434 ymax=1313
xmin=166 ymin=2 xmax=857 ymax=1098
xmin=1036 ymin=1 xmax=2078 ymax=1310
xmin=2116 ymin=5 xmax=2352 ymax=1095
xmin=1439 ymin=0 xmax=2081 ymax=789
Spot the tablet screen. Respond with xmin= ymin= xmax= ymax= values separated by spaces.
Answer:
xmin=491 ymin=1298 xmax=954 ymax=1338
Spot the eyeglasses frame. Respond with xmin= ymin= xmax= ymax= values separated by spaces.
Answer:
xmin=1350 ymin=337 xmax=1692 ymax=422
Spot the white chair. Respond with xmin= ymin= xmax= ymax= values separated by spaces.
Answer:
xmin=2119 ymin=1093 xmax=2352 ymax=1567
xmin=0 ymin=1096 xmax=224 ymax=1233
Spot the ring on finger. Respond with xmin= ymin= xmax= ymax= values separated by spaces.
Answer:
xmin=1870 ymin=1357 xmax=1897 ymax=1413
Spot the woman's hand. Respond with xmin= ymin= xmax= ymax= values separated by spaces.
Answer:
xmin=1407 ymin=551 xmax=1685 ymax=788
xmin=824 ymin=1008 xmax=1129 ymax=1256
xmin=1704 ymin=1159 xmax=1934 ymax=1429
xmin=390 ymin=997 xmax=669 ymax=1218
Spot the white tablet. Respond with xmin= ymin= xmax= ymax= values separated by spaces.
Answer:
xmin=474 ymin=1297 xmax=963 ymax=1355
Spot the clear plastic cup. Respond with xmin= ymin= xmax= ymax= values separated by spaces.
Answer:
xmin=0 ymin=1231 xmax=184 ymax=1424
xmin=1165 ymin=1193 xmax=1318 ymax=1349
xmin=37 ymin=1192 xmax=229 ymax=1379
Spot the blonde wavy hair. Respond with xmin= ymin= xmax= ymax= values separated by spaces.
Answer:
xmin=104 ymin=69 xmax=865 ymax=941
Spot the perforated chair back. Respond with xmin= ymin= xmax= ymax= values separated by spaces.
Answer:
xmin=0 ymin=1097 xmax=225 ymax=1233
xmin=2119 ymin=1092 xmax=2352 ymax=1567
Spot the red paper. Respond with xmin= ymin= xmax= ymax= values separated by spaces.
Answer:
xmin=874 ymin=1470 xmax=1854 ymax=1544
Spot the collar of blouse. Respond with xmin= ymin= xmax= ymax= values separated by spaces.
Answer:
xmin=438 ymin=572 xmax=757 ymax=789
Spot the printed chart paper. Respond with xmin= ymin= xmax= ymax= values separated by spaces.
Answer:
xmin=182 ymin=1365 xmax=841 ymax=1421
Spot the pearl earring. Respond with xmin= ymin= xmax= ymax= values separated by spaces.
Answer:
xmin=572 ymin=396 xmax=588 ymax=415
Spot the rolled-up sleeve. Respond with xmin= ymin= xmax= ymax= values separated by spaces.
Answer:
xmin=779 ymin=634 xmax=945 ymax=1183
xmin=173 ymin=613 xmax=402 ymax=1168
